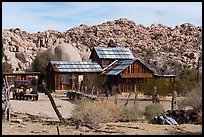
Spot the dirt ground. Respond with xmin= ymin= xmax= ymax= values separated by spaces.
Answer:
xmin=2 ymin=92 xmax=202 ymax=135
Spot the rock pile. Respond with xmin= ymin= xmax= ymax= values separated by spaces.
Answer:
xmin=2 ymin=18 xmax=202 ymax=74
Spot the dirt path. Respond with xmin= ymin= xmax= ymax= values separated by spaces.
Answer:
xmin=9 ymin=93 xmax=75 ymax=120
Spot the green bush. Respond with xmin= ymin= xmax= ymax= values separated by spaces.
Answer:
xmin=71 ymin=100 xmax=122 ymax=128
xmin=144 ymin=103 xmax=165 ymax=121
xmin=178 ymin=81 xmax=202 ymax=111
xmin=32 ymin=50 xmax=59 ymax=72
xmin=174 ymin=68 xmax=200 ymax=96
xmin=121 ymin=106 xmax=143 ymax=122
xmin=83 ymin=73 xmax=106 ymax=94
xmin=2 ymin=62 xmax=14 ymax=73
xmin=140 ymin=78 xmax=172 ymax=97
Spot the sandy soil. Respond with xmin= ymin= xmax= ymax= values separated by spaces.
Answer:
xmin=2 ymin=92 xmax=202 ymax=135
xmin=9 ymin=93 xmax=75 ymax=120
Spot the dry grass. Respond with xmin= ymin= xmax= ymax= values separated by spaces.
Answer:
xmin=144 ymin=103 xmax=165 ymax=121
xmin=120 ymin=105 xmax=143 ymax=122
xmin=178 ymin=82 xmax=202 ymax=111
xmin=71 ymin=100 xmax=122 ymax=128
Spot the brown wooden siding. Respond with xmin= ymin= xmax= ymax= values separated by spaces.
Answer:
xmin=55 ymin=73 xmax=61 ymax=90
xmin=118 ymin=84 xmax=139 ymax=93
xmin=115 ymin=60 xmax=153 ymax=93
xmin=120 ymin=60 xmax=153 ymax=78
xmin=117 ymin=78 xmax=144 ymax=93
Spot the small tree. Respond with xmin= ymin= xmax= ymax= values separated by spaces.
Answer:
xmin=32 ymin=50 xmax=59 ymax=72
xmin=32 ymin=50 xmax=60 ymax=80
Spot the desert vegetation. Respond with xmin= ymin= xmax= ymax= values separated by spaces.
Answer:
xmin=32 ymin=50 xmax=59 ymax=72
xmin=140 ymin=77 xmax=172 ymax=97
xmin=144 ymin=103 xmax=165 ymax=121
xmin=71 ymin=100 xmax=122 ymax=128
xmin=71 ymin=99 xmax=167 ymax=129
xmin=178 ymin=81 xmax=202 ymax=111
xmin=173 ymin=68 xmax=201 ymax=96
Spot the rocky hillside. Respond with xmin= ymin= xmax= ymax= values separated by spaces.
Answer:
xmin=2 ymin=18 xmax=202 ymax=74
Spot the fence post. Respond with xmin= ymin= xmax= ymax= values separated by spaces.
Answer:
xmin=171 ymin=91 xmax=177 ymax=111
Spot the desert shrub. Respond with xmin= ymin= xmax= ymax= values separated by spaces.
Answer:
xmin=32 ymin=50 xmax=59 ymax=72
xmin=83 ymin=73 xmax=106 ymax=94
xmin=162 ymin=46 xmax=174 ymax=53
xmin=174 ymin=68 xmax=200 ymax=96
xmin=144 ymin=103 xmax=165 ymax=121
xmin=2 ymin=62 xmax=14 ymax=73
xmin=120 ymin=106 xmax=143 ymax=122
xmin=140 ymin=78 xmax=172 ymax=97
xmin=151 ymin=34 xmax=160 ymax=41
xmin=178 ymin=81 xmax=202 ymax=111
xmin=71 ymin=100 xmax=122 ymax=128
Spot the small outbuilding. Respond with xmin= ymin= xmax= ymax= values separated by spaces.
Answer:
xmin=45 ymin=61 xmax=103 ymax=92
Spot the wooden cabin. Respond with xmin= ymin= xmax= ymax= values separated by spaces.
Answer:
xmin=90 ymin=47 xmax=135 ymax=68
xmin=102 ymin=59 xmax=156 ymax=93
xmin=45 ymin=61 xmax=103 ymax=92
xmin=89 ymin=46 xmax=176 ymax=93
xmin=102 ymin=59 xmax=175 ymax=93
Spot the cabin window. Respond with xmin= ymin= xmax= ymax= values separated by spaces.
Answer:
xmin=7 ymin=77 xmax=15 ymax=85
xmin=102 ymin=60 xmax=110 ymax=67
xmin=61 ymin=75 xmax=70 ymax=84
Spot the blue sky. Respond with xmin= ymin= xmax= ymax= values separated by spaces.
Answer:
xmin=2 ymin=2 xmax=202 ymax=33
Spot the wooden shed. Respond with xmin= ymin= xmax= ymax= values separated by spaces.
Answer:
xmin=45 ymin=61 xmax=103 ymax=92
xmin=3 ymin=72 xmax=41 ymax=92
xmin=3 ymin=72 xmax=41 ymax=85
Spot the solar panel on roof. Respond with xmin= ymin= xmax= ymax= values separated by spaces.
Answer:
xmin=51 ymin=61 xmax=102 ymax=73
xmin=94 ymin=47 xmax=134 ymax=59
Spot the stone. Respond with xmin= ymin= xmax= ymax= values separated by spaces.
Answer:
xmin=2 ymin=19 xmax=202 ymax=73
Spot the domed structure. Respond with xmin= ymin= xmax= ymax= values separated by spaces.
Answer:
xmin=47 ymin=44 xmax=82 ymax=61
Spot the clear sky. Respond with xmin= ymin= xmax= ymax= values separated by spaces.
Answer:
xmin=2 ymin=2 xmax=202 ymax=33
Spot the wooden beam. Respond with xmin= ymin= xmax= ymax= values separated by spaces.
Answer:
xmin=42 ymin=83 xmax=64 ymax=122
xmin=120 ymin=73 xmax=152 ymax=78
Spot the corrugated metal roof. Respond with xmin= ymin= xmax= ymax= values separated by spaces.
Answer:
xmin=94 ymin=47 xmax=135 ymax=59
xmin=102 ymin=60 xmax=135 ymax=75
xmin=50 ymin=61 xmax=103 ymax=73
xmin=153 ymin=74 xmax=176 ymax=77
xmin=102 ymin=58 xmax=156 ymax=76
